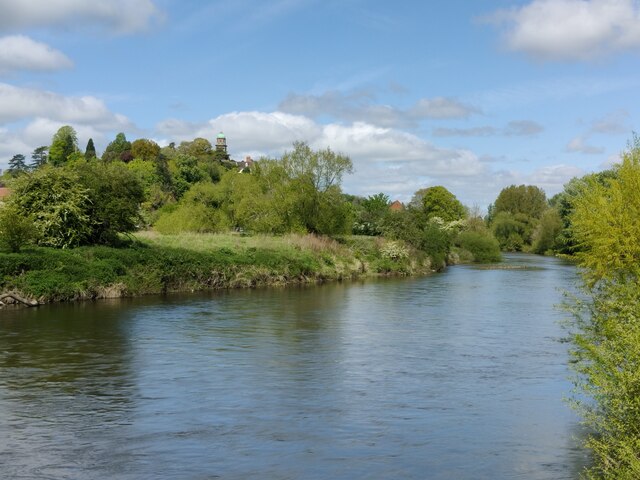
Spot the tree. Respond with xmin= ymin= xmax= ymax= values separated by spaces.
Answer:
xmin=354 ymin=193 xmax=390 ymax=235
xmin=102 ymin=132 xmax=132 ymax=163
xmin=410 ymin=186 xmax=466 ymax=222
xmin=75 ymin=162 xmax=145 ymax=244
xmin=85 ymin=138 xmax=97 ymax=160
xmin=10 ymin=166 xmax=91 ymax=248
xmin=131 ymin=138 xmax=161 ymax=162
xmin=493 ymin=184 xmax=547 ymax=219
xmin=8 ymin=154 xmax=27 ymax=175
xmin=177 ymin=138 xmax=212 ymax=159
xmin=49 ymin=126 xmax=79 ymax=166
xmin=280 ymin=142 xmax=354 ymax=234
xmin=0 ymin=204 xmax=38 ymax=252
xmin=568 ymin=139 xmax=640 ymax=477
xmin=30 ymin=146 xmax=48 ymax=169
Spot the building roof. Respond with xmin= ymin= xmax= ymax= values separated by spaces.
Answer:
xmin=217 ymin=132 xmax=226 ymax=139
xmin=0 ymin=187 xmax=10 ymax=199
xmin=389 ymin=200 xmax=404 ymax=211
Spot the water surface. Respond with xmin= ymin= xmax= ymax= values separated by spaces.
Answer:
xmin=0 ymin=254 xmax=589 ymax=479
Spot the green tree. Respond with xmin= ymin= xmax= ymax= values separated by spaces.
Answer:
xmin=10 ymin=166 xmax=91 ymax=248
xmin=48 ymin=125 xmax=79 ymax=166
xmin=493 ymin=184 xmax=547 ymax=219
xmin=177 ymin=138 xmax=213 ymax=160
xmin=354 ymin=192 xmax=390 ymax=235
xmin=84 ymin=138 xmax=97 ymax=160
xmin=531 ymin=208 xmax=562 ymax=254
xmin=568 ymin=140 xmax=640 ymax=478
xmin=8 ymin=154 xmax=28 ymax=175
xmin=0 ymin=204 xmax=38 ymax=252
xmin=410 ymin=186 xmax=466 ymax=222
xmin=279 ymin=142 xmax=354 ymax=234
xmin=131 ymin=138 xmax=161 ymax=162
xmin=102 ymin=132 xmax=132 ymax=163
xmin=75 ymin=162 xmax=145 ymax=244
xmin=30 ymin=146 xmax=48 ymax=169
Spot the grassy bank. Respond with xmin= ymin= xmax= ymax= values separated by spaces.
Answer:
xmin=0 ymin=232 xmax=436 ymax=304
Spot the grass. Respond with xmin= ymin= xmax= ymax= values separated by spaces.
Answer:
xmin=0 ymin=232 xmax=436 ymax=304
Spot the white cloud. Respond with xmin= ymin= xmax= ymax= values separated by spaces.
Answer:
xmin=0 ymin=0 xmax=163 ymax=34
xmin=589 ymin=109 xmax=629 ymax=134
xmin=0 ymin=35 xmax=72 ymax=74
xmin=488 ymin=0 xmax=640 ymax=61
xmin=566 ymin=136 xmax=605 ymax=154
xmin=0 ymin=82 xmax=132 ymax=129
xmin=504 ymin=120 xmax=544 ymax=136
xmin=278 ymin=91 xmax=478 ymax=128
xmin=408 ymin=97 xmax=478 ymax=119
xmin=433 ymin=120 xmax=543 ymax=138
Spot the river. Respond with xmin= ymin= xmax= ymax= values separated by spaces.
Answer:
xmin=0 ymin=254 xmax=589 ymax=479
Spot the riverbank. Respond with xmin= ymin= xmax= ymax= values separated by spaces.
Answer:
xmin=0 ymin=232 xmax=438 ymax=305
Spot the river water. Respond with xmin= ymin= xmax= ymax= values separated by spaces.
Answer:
xmin=0 ymin=254 xmax=589 ymax=479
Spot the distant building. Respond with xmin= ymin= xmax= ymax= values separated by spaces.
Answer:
xmin=215 ymin=132 xmax=227 ymax=153
xmin=389 ymin=200 xmax=404 ymax=211
xmin=0 ymin=187 xmax=11 ymax=203
xmin=237 ymin=156 xmax=254 ymax=173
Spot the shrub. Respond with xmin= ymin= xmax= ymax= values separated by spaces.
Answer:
xmin=455 ymin=231 xmax=501 ymax=263
xmin=0 ymin=205 xmax=38 ymax=252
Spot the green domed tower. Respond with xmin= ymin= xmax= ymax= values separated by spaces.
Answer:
xmin=215 ymin=132 xmax=227 ymax=153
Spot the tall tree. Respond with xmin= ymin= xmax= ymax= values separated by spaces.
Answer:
xmin=85 ymin=138 xmax=97 ymax=160
xmin=131 ymin=138 xmax=161 ymax=162
xmin=49 ymin=125 xmax=79 ymax=166
xmin=30 ymin=146 xmax=48 ymax=169
xmin=8 ymin=154 xmax=27 ymax=175
xmin=410 ymin=186 xmax=466 ymax=222
xmin=102 ymin=132 xmax=132 ymax=162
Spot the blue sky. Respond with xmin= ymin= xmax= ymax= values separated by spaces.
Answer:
xmin=1 ymin=0 xmax=639 ymax=208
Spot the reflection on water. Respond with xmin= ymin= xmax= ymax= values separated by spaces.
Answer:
xmin=0 ymin=254 xmax=590 ymax=479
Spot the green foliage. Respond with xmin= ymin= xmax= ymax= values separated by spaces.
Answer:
xmin=10 ymin=166 xmax=91 ymax=248
xmin=419 ymin=223 xmax=450 ymax=268
xmin=0 ymin=204 xmax=38 ymax=252
xmin=531 ymin=208 xmax=563 ymax=254
xmin=455 ymin=231 xmax=501 ymax=263
xmin=74 ymin=161 xmax=145 ymax=244
xmin=131 ymin=138 xmax=161 ymax=162
xmin=493 ymin=184 xmax=547 ymax=219
xmin=30 ymin=146 xmax=48 ymax=169
xmin=155 ymin=182 xmax=229 ymax=234
xmin=8 ymin=154 xmax=28 ymax=175
xmin=568 ymin=139 xmax=640 ymax=478
xmin=84 ymin=138 xmax=97 ymax=160
xmin=48 ymin=126 xmax=79 ymax=166
xmin=353 ymin=192 xmax=390 ymax=235
xmin=177 ymin=138 xmax=212 ymax=160
xmin=102 ymin=132 xmax=132 ymax=163
xmin=411 ymin=186 xmax=467 ymax=222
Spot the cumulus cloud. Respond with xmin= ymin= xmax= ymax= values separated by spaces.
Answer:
xmin=566 ymin=136 xmax=605 ymax=154
xmin=0 ymin=0 xmax=163 ymax=34
xmin=0 ymin=35 xmax=72 ymax=74
xmin=278 ymin=91 xmax=478 ymax=128
xmin=487 ymin=0 xmax=640 ymax=61
xmin=0 ymin=82 xmax=132 ymax=129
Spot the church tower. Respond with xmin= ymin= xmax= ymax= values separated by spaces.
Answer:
xmin=216 ymin=132 xmax=227 ymax=153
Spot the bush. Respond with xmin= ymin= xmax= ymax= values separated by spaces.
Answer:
xmin=0 ymin=205 xmax=38 ymax=252
xmin=455 ymin=231 xmax=501 ymax=263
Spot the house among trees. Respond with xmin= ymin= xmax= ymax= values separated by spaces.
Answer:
xmin=0 ymin=187 xmax=11 ymax=204
xmin=237 ymin=156 xmax=254 ymax=173
xmin=389 ymin=200 xmax=404 ymax=211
